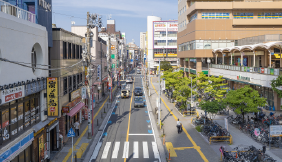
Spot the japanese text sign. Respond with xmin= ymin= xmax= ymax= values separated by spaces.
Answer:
xmin=47 ymin=78 xmax=58 ymax=116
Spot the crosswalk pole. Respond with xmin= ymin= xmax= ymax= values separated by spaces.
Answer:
xmin=169 ymin=149 xmax=171 ymax=160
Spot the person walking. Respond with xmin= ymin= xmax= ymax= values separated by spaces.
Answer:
xmin=74 ymin=120 xmax=80 ymax=137
xmin=177 ymin=119 xmax=182 ymax=134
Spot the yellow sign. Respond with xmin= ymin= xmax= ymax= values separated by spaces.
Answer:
xmin=39 ymin=134 xmax=44 ymax=161
xmin=47 ymin=77 xmax=58 ymax=116
xmin=154 ymin=53 xmax=177 ymax=57
xmin=111 ymin=45 xmax=115 ymax=50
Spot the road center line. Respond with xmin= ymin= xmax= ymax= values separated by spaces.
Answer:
xmin=129 ymin=134 xmax=154 ymax=136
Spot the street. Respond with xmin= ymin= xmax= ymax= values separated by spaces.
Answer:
xmin=89 ymin=69 xmax=160 ymax=162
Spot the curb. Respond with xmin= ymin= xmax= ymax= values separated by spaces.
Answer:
xmin=144 ymin=76 xmax=167 ymax=162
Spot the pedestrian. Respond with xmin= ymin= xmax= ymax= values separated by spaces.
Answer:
xmin=176 ymin=119 xmax=182 ymax=134
xmin=74 ymin=120 xmax=80 ymax=137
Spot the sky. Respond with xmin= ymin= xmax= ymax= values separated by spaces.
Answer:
xmin=52 ymin=0 xmax=178 ymax=47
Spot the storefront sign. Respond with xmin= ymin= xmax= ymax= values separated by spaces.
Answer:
xmin=270 ymin=68 xmax=274 ymax=75
xmin=39 ymin=134 xmax=44 ymax=161
xmin=69 ymin=89 xmax=81 ymax=102
xmin=39 ymin=0 xmax=51 ymax=12
xmin=66 ymin=97 xmax=81 ymax=109
xmin=237 ymin=75 xmax=251 ymax=82
xmin=111 ymin=45 xmax=115 ymax=50
xmin=81 ymin=87 xmax=87 ymax=99
xmin=97 ymin=65 xmax=101 ymax=82
xmin=62 ymin=106 xmax=70 ymax=113
xmin=0 ymin=131 xmax=34 ymax=161
xmin=47 ymin=78 xmax=58 ymax=116
xmin=270 ymin=125 xmax=282 ymax=136
xmin=44 ymin=143 xmax=48 ymax=159
xmin=0 ymin=85 xmax=25 ymax=105
xmin=260 ymin=68 xmax=265 ymax=73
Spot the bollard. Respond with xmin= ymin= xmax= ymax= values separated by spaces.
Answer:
xmin=168 ymin=149 xmax=171 ymax=160
xmin=163 ymin=135 xmax=165 ymax=145
xmin=104 ymin=107 xmax=105 ymax=113
xmin=97 ymin=119 xmax=99 ymax=126
xmin=75 ymin=154 xmax=77 ymax=162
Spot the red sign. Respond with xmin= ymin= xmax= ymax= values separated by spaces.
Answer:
xmin=84 ymin=108 xmax=88 ymax=120
xmin=5 ymin=91 xmax=23 ymax=102
xmin=260 ymin=68 xmax=265 ymax=73
xmin=62 ymin=106 xmax=70 ymax=113
xmin=50 ymin=107 xmax=55 ymax=112
xmin=169 ymin=24 xmax=178 ymax=27
xmin=155 ymin=24 xmax=166 ymax=27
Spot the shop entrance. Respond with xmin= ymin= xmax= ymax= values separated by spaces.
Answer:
xmin=50 ymin=128 xmax=57 ymax=151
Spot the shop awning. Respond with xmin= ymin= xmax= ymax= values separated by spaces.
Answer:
xmin=33 ymin=117 xmax=56 ymax=132
xmin=67 ymin=102 xmax=85 ymax=117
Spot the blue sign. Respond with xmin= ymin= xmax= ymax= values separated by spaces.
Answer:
xmin=93 ymin=99 xmax=95 ymax=103
xmin=131 ymin=59 xmax=133 ymax=62
xmin=67 ymin=128 xmax=75 ymax=137
xmin=109 ymin=87 xmax=112 ymax=90
xmin=0 ymin=132 xmax=34 ymax=162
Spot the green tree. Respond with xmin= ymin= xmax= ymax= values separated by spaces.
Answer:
xmin=271 ymin=75 xmax=282 ymax=98
xmin=195 ymin=72 xmax=228 ymax=101
xmin=160 ymin=61 xmax=173 ymax=71
xmin=224 ymin=86 xmax=267 ymax=121
xmin=199 ymin=100 xmax=226 ymax=118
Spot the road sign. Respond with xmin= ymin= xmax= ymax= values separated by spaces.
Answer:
xmin=109 ymin=87 xmax=112 ymax=90
xmin=67 ymin=128 xmax=75 ymax=137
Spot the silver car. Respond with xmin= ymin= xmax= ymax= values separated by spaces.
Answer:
xmin=134 ymin=96 xmax=145 ymax=107
xmin=126 ymin=77 xmax=132 ymax=83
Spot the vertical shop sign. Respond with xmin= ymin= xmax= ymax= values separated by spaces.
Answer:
xmin=47 ymin=78 xmax=58 ymax=116
xmin=44 ymin=143 xmax=48 ymax=159
xmin=39 ymin=134 xmax=44 ymax=161
xmin=81 ymin=87 xmax=87 ymax=99
xmin=97 ymin=65 xmax=101 ymax=82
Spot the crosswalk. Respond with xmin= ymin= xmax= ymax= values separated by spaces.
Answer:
xmin=97 ymin=141 xmax=160 ymax=160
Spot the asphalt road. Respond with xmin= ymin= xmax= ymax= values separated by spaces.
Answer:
xmin=89 ymin=69 xmax=160 ymax=162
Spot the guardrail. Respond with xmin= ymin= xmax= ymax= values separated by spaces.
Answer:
xmin=0 ymin=0 xmax=36 ymax=23
xmin=183 ymin=110 xmax=198 ymax=116
xmin=209 ymin=135 xmax=233 ymax=145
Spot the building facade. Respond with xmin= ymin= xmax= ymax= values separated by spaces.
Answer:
xmin=177 ymin=0 xmax=282 ymax=110
xmin=0 ymin=6 xmax=51 ymax=162
xmin=50 ymin=28 xmax=85 ymax=144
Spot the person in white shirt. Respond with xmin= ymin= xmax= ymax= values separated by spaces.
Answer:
xmin=74 ymin=120 xmax=80 ymax=137
xmin=177 ymin=119 xmax=182 ymax=134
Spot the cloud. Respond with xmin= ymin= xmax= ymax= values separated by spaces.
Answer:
xmin=53 ymin=0 xmax=176 ymax=18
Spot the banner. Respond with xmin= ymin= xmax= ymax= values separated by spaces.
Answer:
xmin=47 ymin=78 xmax=58 ymax=116
xmin=39 ymin=134 xmax=44 ymax=161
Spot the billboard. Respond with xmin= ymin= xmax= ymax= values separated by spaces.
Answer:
xmin=47 ymin=77 xmax=58 ymax=116
xmin=122 ymin=32 xmax=126 ymax=38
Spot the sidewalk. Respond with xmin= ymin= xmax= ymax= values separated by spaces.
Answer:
xmin=195 ymin=102 xmax=282 ymax=161
xmin=51 ymin=86 xmax=118 ymax=162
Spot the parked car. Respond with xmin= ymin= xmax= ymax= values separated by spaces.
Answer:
xmin=134 ymin=96 xmax=145 ymax=107
xmin=137 ymin=70 xmax=141 ymax=74
xmin=134 ymin=87 xmax=143 ymax=96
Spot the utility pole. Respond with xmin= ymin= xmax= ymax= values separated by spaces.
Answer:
xmin=159 ymin=58 xmax=161 ymax=129
xmin=86 ymin=12 xmax=92 ymax=139
xmin=108 ymin=36 xmax=112 ymax=102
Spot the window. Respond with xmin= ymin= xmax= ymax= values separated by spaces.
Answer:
xmin=24 ymin=98 xmax=30 ymax=128
xmin=168 ymin=40 xmax=177 ymax=46
xmin=68 ymin=43 xmax=71 ymax=59
xmin=167 ymin=31 xmax=177 ymax=37
xmin=77 ymin=74 xmax=80 ymax=88
xmin=31 ymin=47 xmax=36 ymax=73
xmin=11 ymin=102 xmax=17 ymax=137
xmin=258 ymin=12 xmax=282 ymax=19
xmin=2 ymin=108 xmax=9 ymax=141
xmin=63 ymin=77 xmax=67 ymax=95
xmin=68 ymin=76 xmax=72 ymax=92
xmin=190 ymin=13 xmax=197 ymax=22
xmin=233 ymin=13 xmax=253 ymax=19
xmin=154 ymin=40 xmax=166 ymax=46
xmin=76 ymin=45 xmax=79 ymax=59
xmin=80 ymin=73 xmax=83 ymax=85
xmin=18 ymin=101 xmax=24 ymax=133
xmin=202 ymin=12 xmax=230 ymax=19
xmin=154 ymin=31 xmax=166 ymax=38
xmin=73 ymin=75 xmax=76 ymax=90
xmin=79 ymin=45 xmax=82 ymax=59
xmin=72 ymin=44 xmax=75 ymax=59
xmin=63 ymin=41 xmax=67 ymax=59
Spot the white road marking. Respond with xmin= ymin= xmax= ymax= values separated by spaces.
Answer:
xmin=152 ymin=142 xmax=160 ymax=159
xmin=143 ymin=141 xmax=149 ymax=158
xmin=133 ymin=141 xmax=139 ymax=158
xmin=129 ymin=134 xmax=154 ymax=136
xmin=101 ymin=142 xmax=111 ymax=159
xmin=112 ymin=142 xmax=120 ymax=159
xmin=90 ymin=142 xmax=102 ymax=160
xmin=122 ymin=142 xmax=129 ymax=158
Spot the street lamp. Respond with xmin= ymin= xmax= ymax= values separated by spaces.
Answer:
xmin=207 ymin=58 xmax=211 ymax=77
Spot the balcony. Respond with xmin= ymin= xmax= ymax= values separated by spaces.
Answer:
xmin=210 ymin=64 xmax=281 ymax=87
xmin=0 ymin=0 xmax=35 ymax=23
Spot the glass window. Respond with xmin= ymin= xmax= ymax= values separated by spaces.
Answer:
xmin=2 ymin=108 xmax=9 ymax=141
xmin=73 ymin=75 xmax=76 ymax=90
xmin=68 ymin=76 xmax=72 ymax=92
xmin=30 ymin=98 xmax=35 ymax=125
xmin=24 ymin=98 xmax=30 ymax=128
xmin=204 ymin=41 xmax=211 ymax=49
xmin=11 ymin=104 xmax=17 ymax=137
xmin=34 ymin=97 xmax=40 ymax=121
xmin=168 ymin=40 xmax=177 ymax=46
xmin=18 ymin=102 xmax=24 ymax=133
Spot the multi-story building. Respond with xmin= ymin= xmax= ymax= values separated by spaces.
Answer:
xmin=71 ymin=26 xmax=108 ymax=103
xmin=0 ymin=1 xmax=53 ymax=161
xmin=177 ymin=0 xmax=282 ymax=110
xmin=50 ymin=28 xmax=85 ymax=146
xmin=147 ymin=16 xmax=178 ymax=74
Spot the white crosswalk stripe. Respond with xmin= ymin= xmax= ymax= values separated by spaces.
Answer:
xmin=98 ymin=141 xmax=159 ymax=160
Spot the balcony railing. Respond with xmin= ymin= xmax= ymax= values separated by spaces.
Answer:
xmin=0 ymin=0 xmax=35 ymax=23
xmin=211 ymin=64 xmax=282 ymax=76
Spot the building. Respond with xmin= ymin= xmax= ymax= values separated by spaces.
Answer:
xmin=71 ymin=26 xmax=108 ymax=103
xmin=0 ymin=2 xmax=50 ymax=161
xmin=147 ymin=16 xmax=178 ymax=74
xmin=50 ymin=28 xmax=85 ymax=146
xmin=140 ymin=32 xmax=146 ymax=51
xmin=177 ymin=0 xmax=282 ymax=110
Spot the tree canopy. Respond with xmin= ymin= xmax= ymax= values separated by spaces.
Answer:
xmin=224 ymin=86 xmax=267 ymax=120
xmin=160 ymin=61 xmax=173 ymax=71
xmin=271 ymin=75 xmax=282 ymax=98
xmin=199 ymin=100 xmax=226 ymax=118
